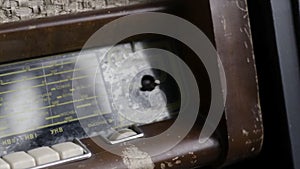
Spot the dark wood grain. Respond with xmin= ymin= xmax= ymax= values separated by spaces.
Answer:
xmin=210 ymin=0 xmax=264 ymax=165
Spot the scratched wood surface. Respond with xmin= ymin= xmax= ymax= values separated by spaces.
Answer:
xmin=210 ymin=0 xmax=264 ymax=165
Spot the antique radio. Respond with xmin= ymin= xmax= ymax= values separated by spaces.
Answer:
xmin=0 ymin=0 xmax=263 ymax=168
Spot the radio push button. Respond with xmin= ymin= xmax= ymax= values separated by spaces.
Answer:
xmin=27 ymin=147 xmax=60 ymax=165
xmin=2 ymin=152 xmax=36 ymax=169
xmin=51 ymin=142 xmax=84 ymax=159
xmin=0 ymin=158 xmax=10 ymax=169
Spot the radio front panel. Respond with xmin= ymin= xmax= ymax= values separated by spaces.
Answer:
xmin=0 ymin=40 xmax=181 ymax=156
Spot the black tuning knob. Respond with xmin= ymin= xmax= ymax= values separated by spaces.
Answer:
xmin=140 ymin=75 xmax=159 ymax=92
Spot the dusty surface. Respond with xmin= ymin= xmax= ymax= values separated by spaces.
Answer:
xmin=122 ymin=144 xmax=154 ymax=169
xmin=0 ymin=0 xmax=149 ymax=23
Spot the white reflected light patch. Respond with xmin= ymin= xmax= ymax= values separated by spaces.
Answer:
xmin=1 ymin=74 xmax=45 ymax=135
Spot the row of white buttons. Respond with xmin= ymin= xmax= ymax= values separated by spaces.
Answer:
xmin=0 ymin=142 xmax=84 ymax=169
